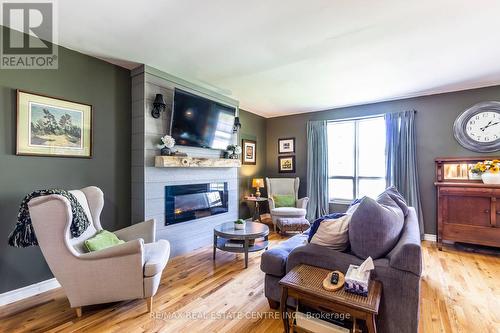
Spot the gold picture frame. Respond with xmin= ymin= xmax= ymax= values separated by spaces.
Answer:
xmin=16 ymin=90 xmax=92 ymax=158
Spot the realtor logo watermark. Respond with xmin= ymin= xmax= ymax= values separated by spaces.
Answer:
xmin=1 ymin=0 xmax=58 ymax=69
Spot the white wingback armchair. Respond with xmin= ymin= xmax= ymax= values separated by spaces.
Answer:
xmin=28 ymin=186 xmax=170 ymax=317
xmin=265 ymin=177 xmax=309 ymax=232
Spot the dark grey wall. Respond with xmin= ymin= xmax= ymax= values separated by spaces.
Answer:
xmin=266 ymin=86 xmax=500 ymax=234
xmin=0 ymin=28 xmax=131 ymax=293
xmin=239 ymin=109 xmax=267 ymax=219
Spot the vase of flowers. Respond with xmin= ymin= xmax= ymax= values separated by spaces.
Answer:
xmin=157 ymin=135 xmax=175 ymax=156
xmin=470 ymin=160 xmax=500 ymax=184
xmin=225 ymin=145 xmax=242 ymax=159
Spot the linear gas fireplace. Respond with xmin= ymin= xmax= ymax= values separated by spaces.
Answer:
xmin=165 ymin=182 xmax=228 ymax=225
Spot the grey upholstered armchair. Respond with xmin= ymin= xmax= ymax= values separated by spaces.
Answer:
xmin=265 ymin=177 xmax=309 ymax=232
xmin=28 ymin=186 xmax=170 ymax=317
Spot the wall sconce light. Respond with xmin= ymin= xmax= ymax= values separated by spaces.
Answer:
xmin=233 ymin=116 xmax=241 ymax=133
xmin=151 ymin=94 xmax=166 ymax=119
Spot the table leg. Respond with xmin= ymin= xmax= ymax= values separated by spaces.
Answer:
xmin=280 ymin=286 xmax=289 ymax=333
xmin=256 ymin=201 xmax=261 ymax=222
xmin=264 ymin=234 xmax=269 ymax=250
xmin=365 ymin=314 xmax=377 ymax=333
xmin=244 ymin=238 xmax=249 ymax=268
xmin=213 ymin=234 xmax=217 ymax=260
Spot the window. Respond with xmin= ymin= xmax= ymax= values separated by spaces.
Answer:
xmin=327 ymin=116 xmax=386 ymax=202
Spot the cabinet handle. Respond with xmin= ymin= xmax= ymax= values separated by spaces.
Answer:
xmin=484 ymin=209 xmax=490 ymax=213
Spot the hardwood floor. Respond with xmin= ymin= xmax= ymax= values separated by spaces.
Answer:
xmin=0 ymin=235 xmax=498 ymax=333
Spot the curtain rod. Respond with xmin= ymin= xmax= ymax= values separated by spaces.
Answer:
xmin=326 ymin=110 xmax=417 ymax=123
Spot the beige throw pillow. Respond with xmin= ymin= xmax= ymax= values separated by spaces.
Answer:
xmin=310 ymin=214 xmax=351 ymax=251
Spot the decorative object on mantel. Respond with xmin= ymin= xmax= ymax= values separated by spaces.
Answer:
xmin=233 ymin=116 xmax=241 ymax=133
xmin=151 ymin=94 xmax=166 ymax=118
xmin=278 ymin=155 xmax=296 ymax=173
xmin=16 ymin=90 xmax=92 ymax=158
xmin=171 ymin=151 xmax=188 ymax=157
xmin=155 ymin=155 xmax=241 ymax=168
xmin=225 ymin=144 xmax=242 ymax=159
xmin=242 ymin=139 xmax=257 ymax=165
xmin=252 ymin=178 xmax=264 ymax=197
xmin=278 ymin=137 xmax=296 ymax=154
xmin=157 ymin=134 xmax=176 ymax=156
xmin=453 ymin=101 xmax=500 ymax=152
xmin=234 ymin=219 xmax=246 ymax=230
xmin=470 ymin=159 xmax=500 ymax=184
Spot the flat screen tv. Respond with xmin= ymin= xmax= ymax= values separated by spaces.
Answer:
xmin=170 ymin=89 xmax=236 ymax=150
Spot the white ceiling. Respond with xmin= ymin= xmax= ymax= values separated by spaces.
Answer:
xmin=14 ymin=1 xmax=500 ymax=117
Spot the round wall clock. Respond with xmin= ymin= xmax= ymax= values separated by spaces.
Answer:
xmin=453 ymin=101 xmax=500 ymax=152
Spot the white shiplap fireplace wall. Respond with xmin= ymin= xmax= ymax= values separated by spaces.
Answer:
xmin=131 ymin=65 xmax=239 ymax=257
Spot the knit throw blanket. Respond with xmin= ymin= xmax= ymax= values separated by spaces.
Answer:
xmin=8 ymin=189 xmax=90 ymax=247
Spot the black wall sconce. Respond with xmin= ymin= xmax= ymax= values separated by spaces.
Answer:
xmin=151 ymin=94 xmax=166 ymax=119
xmin=233 ymin=116 xmax=241 ymax=133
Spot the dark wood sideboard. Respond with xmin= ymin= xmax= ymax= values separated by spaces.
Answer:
xmin=435 ymin=157 xmax=500 ymax=250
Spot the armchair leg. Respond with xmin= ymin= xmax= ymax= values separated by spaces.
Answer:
xmin=146 ymin=297 xmax=153 ymax=313
xmin=75 ymin=307 xmax=82 ymax=318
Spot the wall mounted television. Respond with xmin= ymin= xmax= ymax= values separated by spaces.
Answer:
xmin=170 ymin=89 xmax=236 ymax=150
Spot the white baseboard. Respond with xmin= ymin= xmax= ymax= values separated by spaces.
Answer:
xmin=424 ymin=233 xmax=437 ymax=242
xmin=0 ymin=278 xmax=61 ymax=307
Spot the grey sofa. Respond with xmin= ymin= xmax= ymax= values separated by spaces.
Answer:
xmin=261 ymin=207 xmax=422 ymax=333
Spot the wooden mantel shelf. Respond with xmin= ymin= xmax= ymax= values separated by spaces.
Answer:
xmin=155 ymin=156 xmax=241 ymax=168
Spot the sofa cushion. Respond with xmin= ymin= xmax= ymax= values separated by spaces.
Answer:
xmin=349 ymin=194 xmax=404 ymax=259
xmin=383 ymin=186 xmax=409 ymax=217
xmin=143 ymin=239 xmax=170 ymax=277
xmin=260 ymin=233 xmax=308 ymax=277
xmin=307 ymin=213 xmax=346 ymax=242
xmin=310 ymin=214 xmax=351 ymax=251
xmin=270 ymin=207 xmax=307 ymax=217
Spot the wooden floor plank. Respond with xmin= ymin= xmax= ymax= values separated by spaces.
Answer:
xmin=1 ymin=236 xmax=498 ymax=333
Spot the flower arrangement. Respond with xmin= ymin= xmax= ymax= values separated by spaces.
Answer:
xmin=471 ymin=159 xmax=500 ymax=184
xmin=225 ymin=145 xmax=242 ymax=159
xmin=157 ymin=135 xmax=175 ymax=149
xmin=470 ymin=160 xmax=500 ymax=175
xmin=157 ymin=135 xmax=175 ymax=156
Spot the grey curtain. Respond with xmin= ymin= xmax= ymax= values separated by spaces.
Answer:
xmin=306 ymin=120 xmax=329 ymax=220
xmin=385 ymin=111 xmax=424 ymax=237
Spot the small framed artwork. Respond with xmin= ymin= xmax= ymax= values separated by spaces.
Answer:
xmin=242 ymin=139 xmax=257 ymax=165
xmin=278 ymin=137 xmax=295 ymax=154
xmin=16 ymin=90 xmax=92 ymax=158
xmin=278 ymin=155 xmax=296 ymax=173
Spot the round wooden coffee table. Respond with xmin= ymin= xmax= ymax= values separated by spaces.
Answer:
xmin=213 ymin=221 xmax=269 ymax=268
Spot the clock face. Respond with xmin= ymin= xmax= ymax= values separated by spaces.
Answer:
xmin=453 ymin=101 xmax=500 ymax=152
xmin=465 ymin=111 xmax=500 ymax=143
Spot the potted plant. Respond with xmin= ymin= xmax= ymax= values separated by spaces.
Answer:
xmin=157 ymin=135 xmax=175 ymax=156
xmin=234 ymin=218 xmax=246 ymax=230
xmin=470 ymin=159 xmax=500 ymax=184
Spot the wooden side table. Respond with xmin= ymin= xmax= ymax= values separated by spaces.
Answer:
xmin=245 ymin=196 xmax=267 ymax=222
xmin=279 ymin=264 xmax=382 ymax=333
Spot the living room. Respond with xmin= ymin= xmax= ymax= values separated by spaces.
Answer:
xmin=0 ymin=1 xmax=499 ymax=333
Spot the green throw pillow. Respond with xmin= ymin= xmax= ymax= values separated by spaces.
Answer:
xmin=84 ymin=230 xmax=125 ymax=252
xmin=273 ymin=194 xmax=296 ymax=208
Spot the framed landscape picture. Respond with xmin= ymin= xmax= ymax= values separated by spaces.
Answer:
xmin=278 ymin=155 xmax=296 ymax=173
xmin=278 ymin=137 xmax=295 ymax=154
xmin=242 ymin=139 xmax=257 ymax=165
xmin=16 ymin=90 xmax=92 ymax=158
